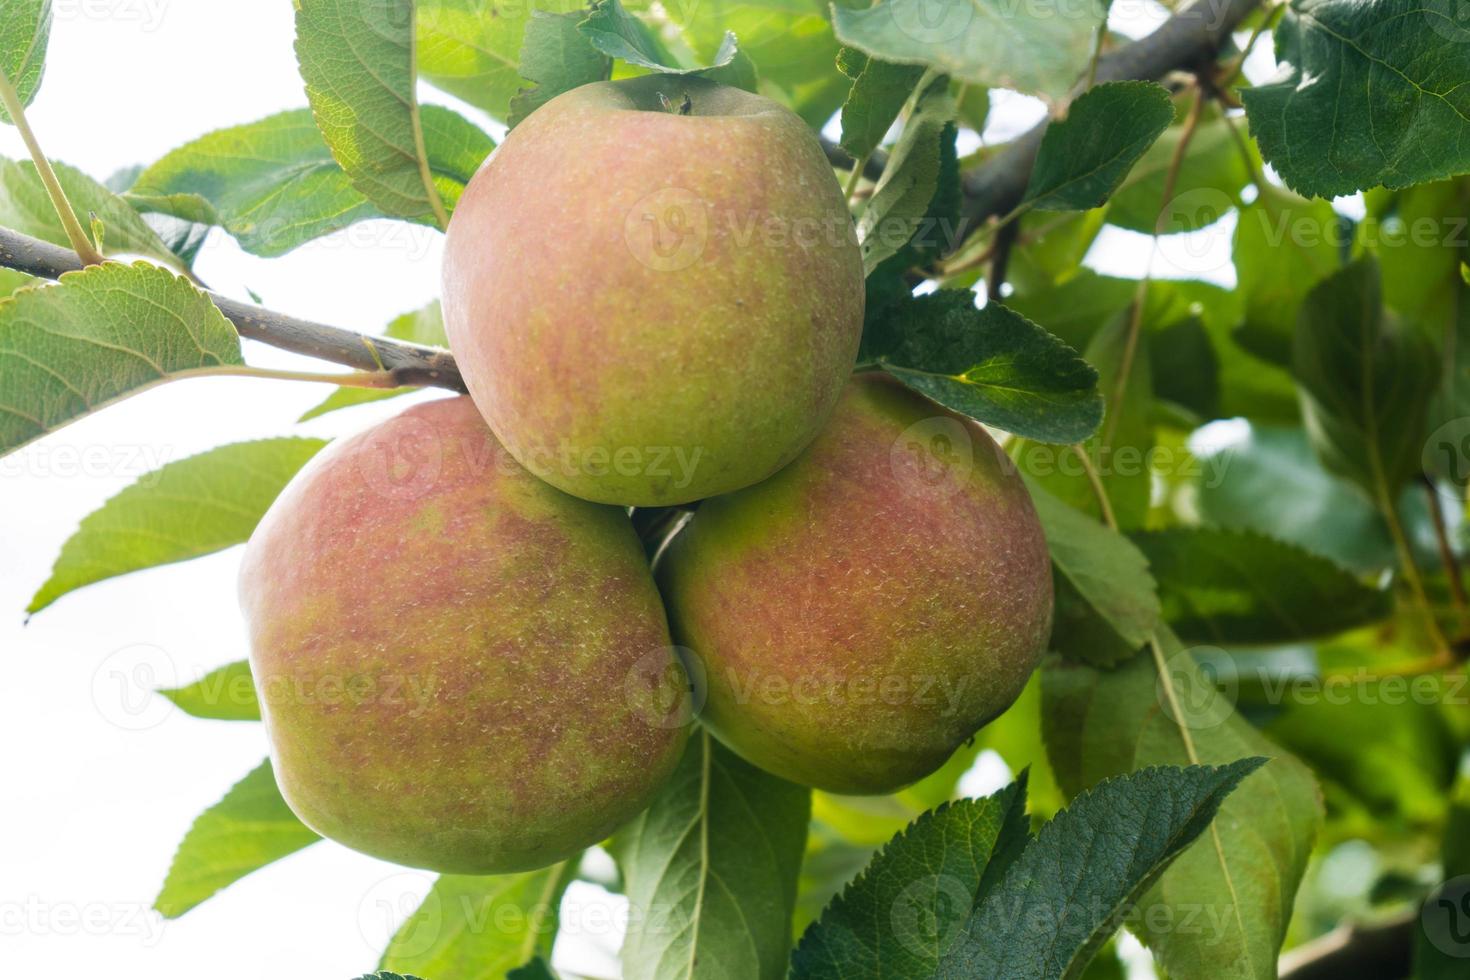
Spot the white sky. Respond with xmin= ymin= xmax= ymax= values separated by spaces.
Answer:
xmin=0 ymin=2 xmax=1241 ymax=975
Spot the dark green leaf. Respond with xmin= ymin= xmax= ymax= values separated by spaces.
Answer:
xmin=159 ymin=660 xmax=260 ymax=722
xmin=28 ymin=437 xmax=326 ymax=614
xmin=1193 ymin=425 xmax=1446 ymax=574
xmin=1241 ymin=0 xmax=1470 ymax=197
xmin=1232 ymin=185 xmax=1340 ymax=366
xmin=0 ymin=0 xmax=51 ymax=124
xmin=614 ymin=730 xmax=810 ymax=980
xmin=1131 ymin=527 xmax=1392 ymax=644
xmin=1042 ymin=630 xmax=1322 ymax=979
xmin=509 ymin=10 xmax=611 ymax=128
xmin=858 ymin=71 xmax=956 ymax=275
xmin=791 ymin=777 xmax=1030 ymax=979
xmin=380 ymin=863 xmax=577 ymax=979
xmin=865 ymin=290 xmax=1103 ymax=444
xmin=155 ymin=759 xmax=319 ymax=917
xmin=0 ymin=262 xmax=242 ymax=459
xmin=581 ymin=0 xmax=736 ymax=74
xmin=832 ymin=0 xmax=1105 ymax=105
xmin=1026 ymin=480 xmax=1161 ymax=652
xmin=937 ymin=761 xmax=1264 ymax=979
xmin=836 ymin=48 xmax=925 ymax=162
xmin=1292 ymin=258 xmax=1436 ymax=497
xmin=127 ymin=109 xmax=380 ymax=257
xmin=1023 ymin=82 xmax=1174 ymax=212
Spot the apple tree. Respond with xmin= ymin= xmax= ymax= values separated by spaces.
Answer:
xmin=4 ymin=0 xmax=1470 ymax=977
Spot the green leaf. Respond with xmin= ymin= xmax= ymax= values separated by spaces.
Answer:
xmin=155 ymin=759 xmax=320 ymax=918
xmin=1023 ymin=82 xmax=1175 ymax=212
xmin=1232 ymin=185 xmax=1339 ymax=366
xmin=0 ymin=156 xmax=178 ymax=265
xmin=380 ymin=863 xmax=577 ymax=979
xmin=299 ymin=301 xmax=446 ymax=421
xmin=1107 ymin=116 xmax=1251 ymax=235
xmin=1131 ymin=528 xmax=1392 ymax=645
xmin=28 ymin=437 xmax=326 ymax=614
xmin=1026 ymin=480 xmax=1161 ymax=652
xmin=1361 ymin=180 xmax=1469 ymax=342
xmin=1193 ymin=425 xmax=1444 ymax=574
xmin=858 ymin=70 xmax=956 ymax=276
xmin=613 ymin=730 xmax=811 ymax=980
xmin=417 ymin=0 xmax=583 ymax=121
xmin=832 ymin=0 xmax=1105 ymax=105
xmin=0 ymin=0 xmax=51 ymax=124
xmin=836 ymin=48 xmax=925 ymax=162
xmin=159 ymin=660 xmax=260 ymax=722
xmin=1241 ymin=0 xmax=1470 ymax=198
xmin=0 ymin=261 xmax=242 ymax=459
xmin=127 ymin=109 xmax=380 ymax=257
xmin=1042 ymin=629 xmax=1322 ymax=980
xmin=295 ymin=0 xmax=493 ymax=226
xmin=1292 ymin=258 xmax=1436 ymax=498
xmin=863 ymin=289 xmax=1104 ymax=444
xmin=508 ymin=10 xmax=612 ymax=129
xmin=666 ymin=0 xmax=846 ymax=126
xmin=1064 ymin=310 xmax=1154 ymax=528
xmin=582 ymin=0 xmax=737 ymax=73
xmin=791 ymin=777 xmax=1030 ymax=978
xmin=937 ymin=761 xmax=1264 ymax=979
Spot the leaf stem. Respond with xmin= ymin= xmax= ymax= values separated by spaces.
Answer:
xmin=1073 ymin=444 xmax=1119 ymax=530
xmin=407 ymin=29 xmax=451 ymax=232
xmin=0 ymin=68 xmax=105 ymax=266
xmin=206 ymin=365 xmax=409 ymax=388
xmin=1422 ymin=475 xmax=1470 ymax=642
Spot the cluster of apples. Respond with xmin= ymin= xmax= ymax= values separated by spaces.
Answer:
xmin=240 ymin=77 xmax=1053 ymax=874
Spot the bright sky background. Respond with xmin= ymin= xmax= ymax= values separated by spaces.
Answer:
xmin=0 ymin=2 xmax=1271 ymax=976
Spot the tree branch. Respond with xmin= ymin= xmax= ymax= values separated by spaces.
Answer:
xmin=954 ymin=0 xmax=1264 ymax=248
xmin=0 ymin=0 xmax=1262 ymax=387
xmin=0 ymin=224 xmax=465 ymax=391
xmin=1277 ymin=913 xmax=1416 ymax=980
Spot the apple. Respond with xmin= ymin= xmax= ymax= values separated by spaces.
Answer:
xmin=239 ymin=396 xmax=688 ymax=873
xmin=658 ymin=374 xmax=1054 ymax=794
xmin=442 ymin=75 xmax=864 ymax=506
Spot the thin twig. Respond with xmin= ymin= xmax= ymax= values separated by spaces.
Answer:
xmin=0 ymin=224 xmax=465 ymax=390
xmin=1422 ymin=475 xmax=1470 ymax=640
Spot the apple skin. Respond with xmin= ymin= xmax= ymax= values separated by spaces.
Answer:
xmin=442 ymin=75 xmax=864 ymax=506
xmin=239 ymin=396 xmax=688 ymax=874
xmin=658 ymin=374 xmax=1054 ymax=795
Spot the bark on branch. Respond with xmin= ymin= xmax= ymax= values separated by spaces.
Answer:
xmin=0 ymin=225 xmax=465 ymax=391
